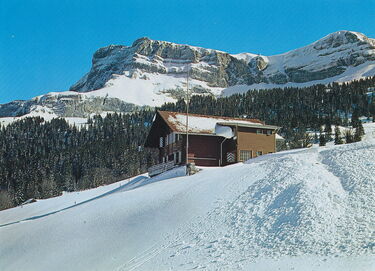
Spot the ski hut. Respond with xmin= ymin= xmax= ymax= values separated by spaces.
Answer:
xmin=145 ymin=111 xmax=280 ymax=175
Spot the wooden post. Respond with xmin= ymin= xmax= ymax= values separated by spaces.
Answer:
xmin=186 ymin=65 xmax=189 ymax=168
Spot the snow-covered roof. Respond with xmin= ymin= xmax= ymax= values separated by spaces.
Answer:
xmin=158 ymin=111 xmax=278 ymax=135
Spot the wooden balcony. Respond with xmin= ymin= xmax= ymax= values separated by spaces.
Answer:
xmin=160 ymin=140 xmax=183 ymax=156
xmin=148 ymin=160 xmax=176 ymax=177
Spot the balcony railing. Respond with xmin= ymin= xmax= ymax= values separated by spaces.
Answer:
xmin=160 ymin=140 xmax=183 ymax=156
xmin=148 ymin=160 xmax=176 ymax=177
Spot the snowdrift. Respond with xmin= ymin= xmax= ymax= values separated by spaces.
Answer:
xmin=1 ymin=125 xmax=375 ymax=271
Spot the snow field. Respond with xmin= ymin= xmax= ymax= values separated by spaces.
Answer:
xmin=142 ymin=143 xmax=374 ymax=270
xmin=0 ymin=124 xmax=374 ymax=271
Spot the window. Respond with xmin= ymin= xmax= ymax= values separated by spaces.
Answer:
xmin=256 ymin=129 xmax=262 ymax=134
xmin=165 ymin=133 xmax=176 ymax=145
xmin=175 ymin=133 xmax=180 ymax=142
xmin=168 ymin=133 xmax=174 ymax=144
xmin=256 ymin=151 xmax=263 ymax=156
xmin=171 ymin=133 xmax=176 ymax=144
xmin=159 ymin=137 xmax=164 ymax=147
xmin=239 ymin=150 xmax=252 ymax=161
xmin=266 ymin=130 xmax=272 ymax=135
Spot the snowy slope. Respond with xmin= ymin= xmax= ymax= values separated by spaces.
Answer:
xmin=0 ymin=123 xmax=375 ymax=271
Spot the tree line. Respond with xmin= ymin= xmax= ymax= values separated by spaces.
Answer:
xmin=161 ymin=77 xmax=375 ymax=148
xmin=0 ymin=76 xmax=374 ymax=210
xmin=0 ymin=111 xmax=157 ymax=210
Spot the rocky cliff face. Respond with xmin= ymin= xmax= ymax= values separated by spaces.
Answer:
xmin=1 ymin=31 xmax=375 ymax=120
xmin=71 ymin=30 xmax=375 ymax=93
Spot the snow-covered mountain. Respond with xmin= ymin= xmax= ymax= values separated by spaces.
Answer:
xmin=1 ymin=30 xmax=375 ymax=119
xmin=1 ymin=123 xmax=375 ymax=271
xmin=71 ymin=30 xmax=375 ymax=98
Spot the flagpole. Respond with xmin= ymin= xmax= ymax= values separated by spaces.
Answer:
xmin=186 ymin=64 xmax=189 ymax=169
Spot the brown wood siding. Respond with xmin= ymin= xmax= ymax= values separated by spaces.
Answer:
xmin=236 ymin=126 xmax=276 ymax=161
xmin=145 ymin=111 xmax=278 ymax=168
xmin=186 ymin=135 xmax=221 ymax=166
xmin=144 ymin=113 xmax=172 ymax=148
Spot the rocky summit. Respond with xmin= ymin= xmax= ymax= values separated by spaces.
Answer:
xmin=71 ymin=30 xmax=375 ymax=94
xmin=1 ymin=31 xmax=375 ymax=119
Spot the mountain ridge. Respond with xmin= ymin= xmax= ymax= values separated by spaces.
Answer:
xmin=1 ymin=30 xmax=375 ymax=120
xmin=71 ymin=30 xmax=375 ymax=92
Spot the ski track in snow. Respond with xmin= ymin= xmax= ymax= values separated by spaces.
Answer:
xmin=0 ymin=124 xmax=375 ymax=271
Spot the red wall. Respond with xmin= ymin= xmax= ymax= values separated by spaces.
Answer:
xmin=187 ymin=135 xmax=221 ymax=166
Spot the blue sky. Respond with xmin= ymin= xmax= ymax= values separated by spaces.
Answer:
xmin=0 ymin=0 xmax=374 ymax=104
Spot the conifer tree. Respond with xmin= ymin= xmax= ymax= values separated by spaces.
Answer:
xmin=319 ymin=134 xmax=326 ymax=146
xmin=354 ymin=122 xmax=365 ymax=142
xmin=357 ymin=121 xmax=365 ymax=137
xmin=345 ymin=129 xmax=354 ymax=144
xmin=351 ymin=109 xmax=360 ymax=129
xmin=317 ymin=125 xmax=325 ymax=147
xmin=302 ymin=133 xmax=313 ymax=148
xmin=334 ymin=125 xmax=343 ymax=145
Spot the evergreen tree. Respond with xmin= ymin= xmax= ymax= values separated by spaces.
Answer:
xmin=354 ymin=122 xmax=365 ymax=142
xmin=345 ymin=129 xmax=354 ymax=144
xmin=301 ymin=133 xmax=313 ymax=148
xmin=319 ymin=133 xmax=326 ymax=146
xmin=324 ymin=119 xmax=332 ymax=142
xmin=334 ymin=125 xmax=343 ymax=145
xmin=357 ymin=121 xmax=365 ymax=137
xmin=351 ymin=109 xmax=360 ymax=129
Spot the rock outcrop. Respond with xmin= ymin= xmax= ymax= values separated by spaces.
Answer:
xmin=71 ymin=31 xmax=375 ymax=93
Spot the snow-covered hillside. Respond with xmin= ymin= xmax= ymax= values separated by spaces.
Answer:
xmin=1 ymin=123 xmax=374 ymax=270
xmin=71 ymin=31 xmax=375 ymax=103
xmin=0 ymin=30 xmax=375 ymax=120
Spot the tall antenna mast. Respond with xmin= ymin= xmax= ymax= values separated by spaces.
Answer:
xmin=186 ymin=64 xmax=189 ymax=167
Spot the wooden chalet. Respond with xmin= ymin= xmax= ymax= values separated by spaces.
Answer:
xmin=145 ymin=111 xmax=280 ymax=175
